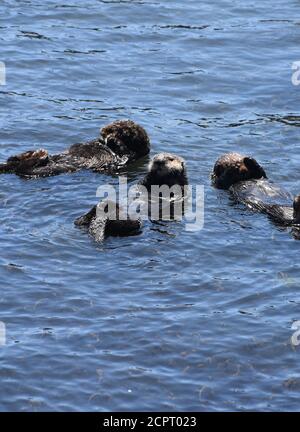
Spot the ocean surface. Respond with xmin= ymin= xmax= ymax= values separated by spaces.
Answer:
xmin=1 ymin=0 xmax=300 ymax=412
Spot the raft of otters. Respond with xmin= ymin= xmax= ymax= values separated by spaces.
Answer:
xmin=2 ymin=120 xmax=300 ymax=240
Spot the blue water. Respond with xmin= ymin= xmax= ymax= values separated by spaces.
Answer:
xmin=1 ymin=0 xmax=300 ymax=412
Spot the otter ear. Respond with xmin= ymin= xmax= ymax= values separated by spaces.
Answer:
xmin=243 ymin=157 xmax=267 ymax=178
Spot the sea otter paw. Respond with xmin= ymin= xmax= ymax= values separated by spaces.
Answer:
xmin=7 ymin=149 xmax=49 ymax=172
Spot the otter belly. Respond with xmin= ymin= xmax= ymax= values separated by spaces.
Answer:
xmin=68 ymin=140 xmax=128 ymax=171
xmin=230 ymin=178 xmax=294 ymax=225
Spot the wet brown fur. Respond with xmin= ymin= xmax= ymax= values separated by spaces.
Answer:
xmin=0 ymin=120 xmax=150 ymax=178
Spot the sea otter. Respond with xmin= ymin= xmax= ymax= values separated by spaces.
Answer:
xmin=0 ymin=120 xmax=150 ymax=178
xmin=138 ymin=152 xmax=188 ymax=221
xmin=212 ymin=152 xmax=267 ymax=190
xmin=75 ymin=152 xmax=189 ymax=242
xmin=212 ymin=152 xmax=300 ymax=228
xmin=74 ymin=200 xmax=142 ymax=242
xmin=139 ymin=152 xmax=188 ymax=189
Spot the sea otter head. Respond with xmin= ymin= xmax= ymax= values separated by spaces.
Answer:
xmin=147 ymin=152 xmax=187 ymax=187
xmin=212 ymin=152 xmax=267 ymax=189
xmin=293 ymin=195 xmax=300 ymax=224
xmin=6 ymin=149 xmax=49 ymax=173
xmin=100 ymin=120 xmax=150 ymax=159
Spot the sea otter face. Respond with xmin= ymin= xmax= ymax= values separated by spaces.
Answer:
xmin=212 ymin=152 xmax=267 ymax=189
xmin=100 ymin=119 xmax=150 ymax=158
xmin=149 ymin=152 xmax=186 ymax=180
xmin=293 ymin=195 xmax=300 ymax=224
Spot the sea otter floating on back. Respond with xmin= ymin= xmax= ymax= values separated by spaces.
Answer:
xmin=212 ymin=152 xmax=300 ymax=227
xmin=0 ymin=120 xmax=150 ymax=178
